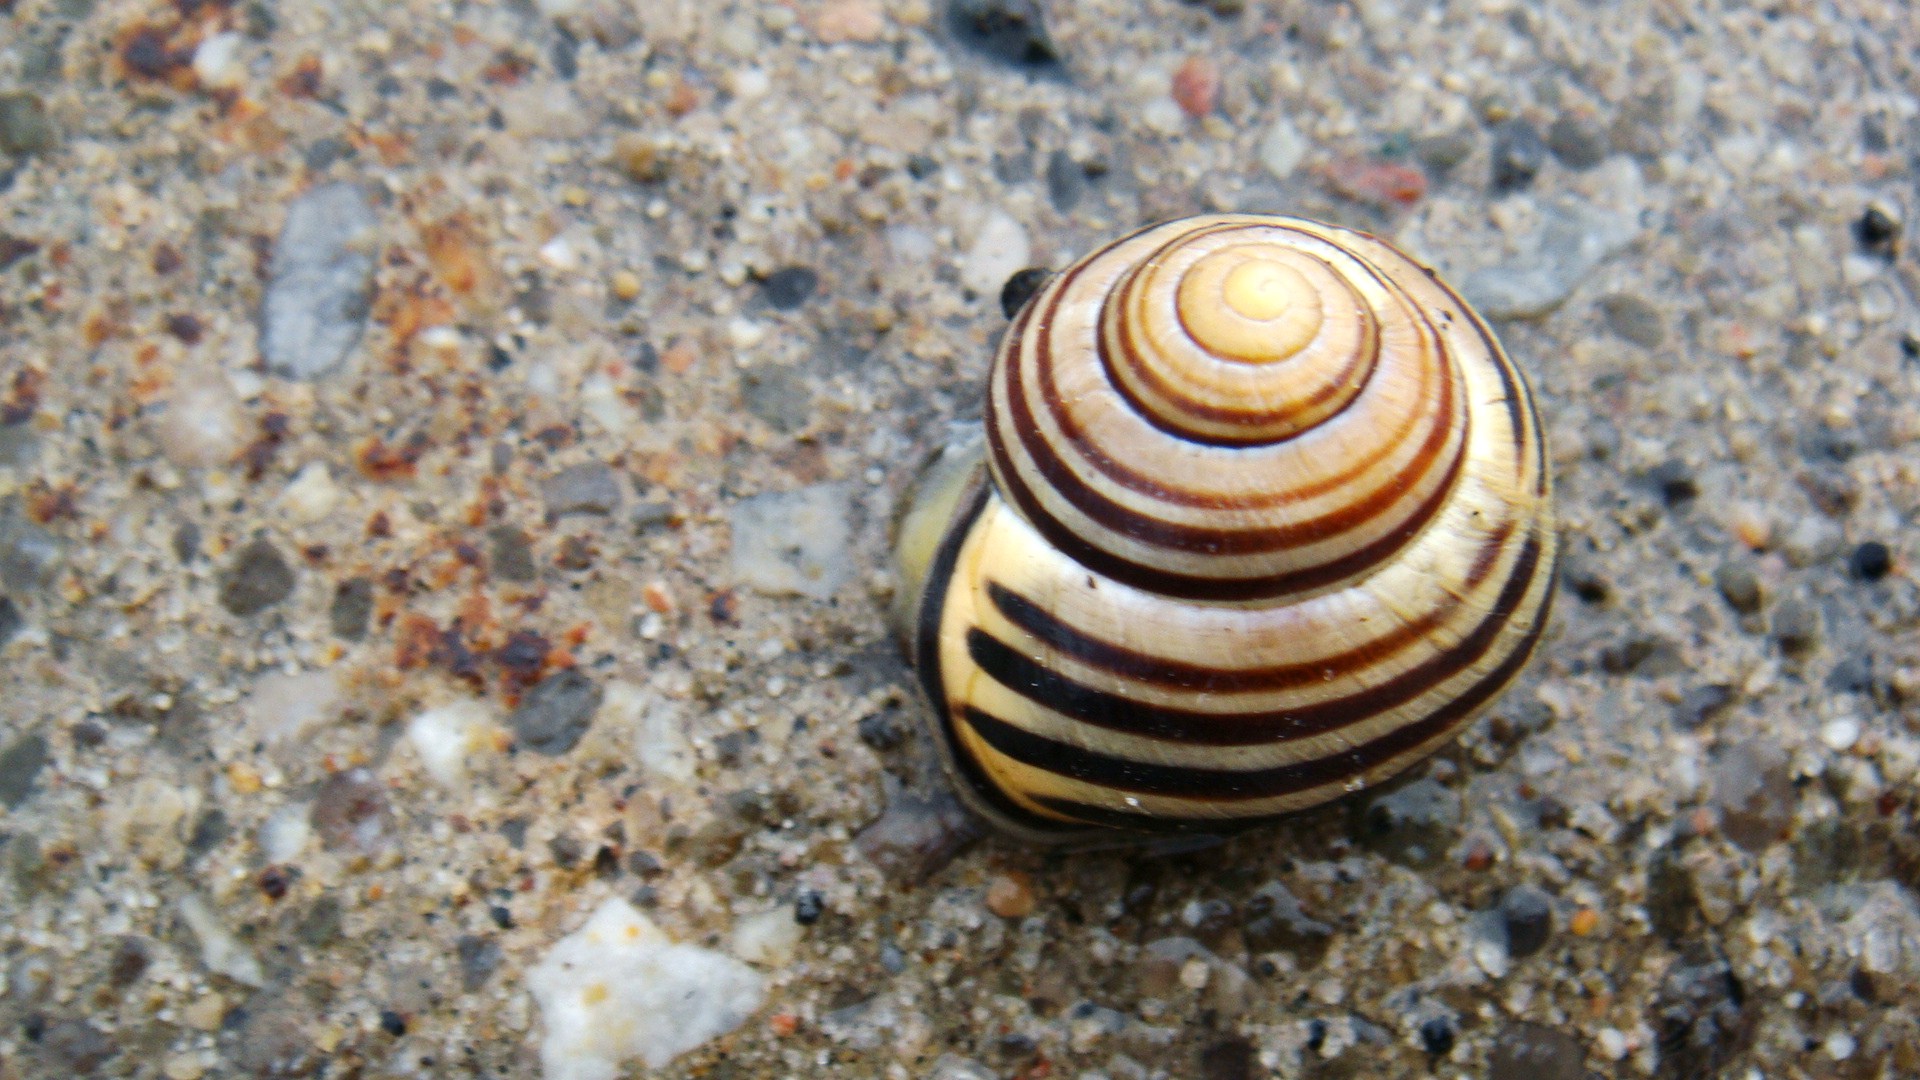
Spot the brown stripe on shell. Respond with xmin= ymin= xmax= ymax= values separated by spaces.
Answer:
xmin=963 ymin=528 xmax=1542 ymax=749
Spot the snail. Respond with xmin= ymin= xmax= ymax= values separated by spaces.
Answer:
xmin=891 ymin=214 xmax=1557 ymax=843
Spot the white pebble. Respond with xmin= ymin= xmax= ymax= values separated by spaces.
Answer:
xmin=529 ymin=897 xmax=767 ymax=1078
xmin=1595 ymin=1027 xmax=1628 ymax=1060
xmin=1178 ymin=958 xmax=1211 ymax=990
xmin=192 ymin=32 xmax=246 ymax=89
xmin=245 ymin=670 xmax=344 ymax=747
xmin=603 ymin=681 xmax=696 ymax=783
xmin=1821 ymin=716 xmax=1862 ymax=752
xmin=154 ymin=372 xmax=247 ymax=469
xmin=731 ymin=907 xmax=805 ymax=967
xmin=177 ymin=893 xmax=265 ymax=987
xmin=1258 ymin=118 xmax=1308 ymax=179
xmin=1826 ymin=1031 xmax=1857 ymax=1060
xmin=729 ymin=483 xmax=854 ymax=600
xmin=259 ymin=802 xmax=313 ymax=863
xmin=538 ymin=234 xmax=579 ymax=271
xmin=728 ymin=317 xmax=767 ymax=349
xmin=960 ymin=211 xmax=1031 ymax=295
xmin=279 ymin=462 xmax=341 ymax=524
xmin=406 ymin=700 xmax=496 ymax=787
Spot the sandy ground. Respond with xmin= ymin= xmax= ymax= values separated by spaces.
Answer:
xmin=1 ymin=0 xmax=1919 ymax=1077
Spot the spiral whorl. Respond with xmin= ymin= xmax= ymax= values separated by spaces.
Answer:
xmin=902 ymin=214 xmax=1556 ymax=839
xmin=985 ymin=216 xmax=1472 ymax=600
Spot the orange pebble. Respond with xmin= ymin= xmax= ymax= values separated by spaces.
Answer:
xmin=1569 ymin=908 xmax=1599 ymax=936
xmin=985 ymin=871 xmax=1037 ymax=919
xmin=1171 ymin=55 xmax=1221 ymax=118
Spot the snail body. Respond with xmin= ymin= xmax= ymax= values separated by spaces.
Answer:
xmin=894 ymin=214 xmax=1556 ymax=842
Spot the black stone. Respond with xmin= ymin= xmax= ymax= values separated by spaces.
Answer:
xmin=1000 ymin=267 xmax=1051 ymax=319
xmin=1853 ymin=206 xmax=1899 ymax=256
xmin=906 ymin=154 xmax=939 ymax=180
xmin=1499 ymin=885 xmax=1553 ymax=958
xmin=856 ymin=710 xmax=906 ymax=751
xmin=1418 ymin=1016 xmax=1455 ymax=1057
xmin=0 ymin=595 xmax=19 ymax=647
xmin=794 ymin=889 xmax=825 ymax=925
xmin=1490 ymin=120 xmax=1548 ymax=191
xmin=378 ymin=1010 xmax=407 ymax=1037
xmin=945 ymin=0 xmax=1059 ymax=69
xmin=1644 ymin=460 xmax=1698 ymax=506
xmin=218 ymin=538 xmax=296 ymax=617
xmin=1849 ymin=541 xmax=1891 ymax=581
xmin=1646 ymin=848 xmax=1697 ymax=941
xmin=508 ymin=669 xmax=603 ymax=755
xmin=760 ymin=266 xmax=819 ymax=311
xmin=1672 ymin=684 xmax=1735 ymax=731
xmin=1198 ymin=1035 xmax=1256 ymax=1080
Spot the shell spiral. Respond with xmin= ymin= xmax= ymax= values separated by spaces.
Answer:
xmin=895 ymin=214 xmax=1556 ymax=840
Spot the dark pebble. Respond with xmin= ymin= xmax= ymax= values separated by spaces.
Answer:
xmin=1240 ymin=882 xmax=1334 ymax=966
xmin=1545 ymin=111 xmax=1610 ymax=169
xmin=1000 ymin=266 xmax=1051 ymax=319
xmin=1853 ymin=206 xmax=1899 ymax=257
xmin=853 ymin=787 xmax=983 ymax=883
xmin=1490 ymin=120 xmax=1547 ymax=191
xmin=906 ymin=154 xmax=939 ymax=180
xmin=1487 ymin=1022 xmax=1585 ymax=1080
xmin=40 ymin=1019 xmax=117 ymax=1074
xmin=945 ymin=0 xmax=1059 ymax=69
xmin=1198 ymin=1035 xmax=1256 ymax=1080
xmin=794 ymin=889 xmax=825 ymax=925
xmin=542 ymin=463 xmax=624 ymax=519
xmin=1499 ymin=885 xmax=1553 ymax=958
xmin=232 ymin=1003 xmax=316 ymax=1076
xmin=856 ymin=710 xmax=906 ymax=752
xmin=1598 ymin=293 xmax=1664 ymax=348
xmin=378 ymin=1010 xmax=407 ymax=1037
xmin=218 ymin=539 xmax=296 ymax=617
xmin=1646 ymin=847 xmax=1697 ymax=940
xmin=457 ymin=935 xmax=503 ymax=992
xmin=1671 ymin=684 xmax=1735 ymax=731
xmin=1849 ymin=541 xmax=1891 ymax=581
xmin=311 ymin=767 xmax=395 ymax=856
xmin=760 ymin=266 xmax=819 ymax=311
xmin=1044 ymin=149 xmax=1085 ymax=211
xmin=550 ymin=25 xmax=579 ymax=80
xmin=1351 ymin=777 xmax=1461 ymax=866
xmin=1411 ymin=130 xmax=1477 ymax=175
xmin=1644 ymin=460 xmax=1698 ymax=506
xmin=489 ymin=904 xmax=515 ymax=929
xmin=329 ymin=577 xmax=373 ymax=641
xmin=508 ymin=669 xmax=603 ymax=755
xmin=0 ymin=504 xmax=62 ymax=592
xmin=1713 ymin=562 xmax=1764 ymax=614
xmin=186 ymin=809 xmax=230 ymax=859
xmin=1418 ymin=1016 xmax=1455 ymax=1057
xmin=1797 ymin=465 xmax=1859 ymax=517
xmin=107 ymin=936 xmax=152 ymax=989
xmin=1826 ymin=654 xmax=1874 ymax=695
xmin=0 ymin=732 xmax=49 ymax=810
xmin=548 ymin=832 xmax=585 ymax=869
xmin=1651 ymin=943 xmax=1755 ymax=1079
xmin=489 ymin=526 xmax=537 ymax=583
xmin=1771 ymin=596 xmax=1822 ymax=655
xmin=298 ymin=895 xmax=343 ymax=946
xmin=0 ymin=595 xmax=20 ymax=647
xmin=172 ymin=521 xmax=201 ymax=564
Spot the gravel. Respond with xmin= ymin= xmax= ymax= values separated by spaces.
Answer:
xmin=259 ymin=183 xmax=378 ymax=379
xmin=507 ymin=669 xmax=603 ymax=756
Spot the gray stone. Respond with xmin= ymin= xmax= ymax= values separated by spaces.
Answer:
xmin=542 ymin=462 xmax=625 ymax=518
xmin=1241 ymin=882 xmax=1334 ymax=966
xmin=1490 ymin=120 xmax=1548 ymax=191
xmin=741 ymin=366 xmax=815 ymax=434
xmin=219 ymin=539 xmax=296 ymax=616
xmin=1599 ymin=293 xmax=1665 ymax=347
xmin=0 ymin=733 xmax=49 ymax=809
xmin=1498 ymin=885 xmax=1554 ymax=958
xmin=0 ymin=424 xmax=39 ymax=468
xmin=0 ymin=92 xmax=56 ymax=157
xmin=1713 ymin=562 xmax=1764 ymax=614
xmin=1460 ymin=204 xmax=1638 ymax=320
xmin=1352 ymin=777 xmax=1461 ymax=865
xmin=1651 ymin=944 xmax=1754 ymax=1079
xmin=729 ymin=483 xmax=854 ymax=600
xmin=508 ymin=669 xmax=602 ymax=755
xmin=0 ymin=502 xmax=62 ymax=592
xmin=39 ymin=1019 xmax=117 ymax=1074
xmin=1488 ymin=1022 xmax=1585 ymax=1080
xmin=329 ymin=577 xmax=373 ymax=640
xmin=260 ymin=183 xmax=378 ymax=379
xmin=1708 ymin=743 xmax=1795 ymax=852
xmin=0 ymin=596 xmax=20 ymax=647
xmin=457 ymin=934 xmax=503 ymax=991
xmin=489 ymin=526 xmax=537 ymax=582
xmin=1545 ymin=112 xmax=1610 ymax=169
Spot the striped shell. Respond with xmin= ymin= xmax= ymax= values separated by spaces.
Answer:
xmin=893 ymin=214 xmax=1556 ymax=841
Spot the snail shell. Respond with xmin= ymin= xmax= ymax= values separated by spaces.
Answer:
xmin=894 ymin=214 xmax=1556 ymax=841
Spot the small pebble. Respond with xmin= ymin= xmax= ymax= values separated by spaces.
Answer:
xmin=1498 ymin=885 xmax=1554 ymax=958
xmin=1170 ymin=55 xmax=1220 ymax=118
xmin=329 ymin=577 xmax=373 ymax=640
xmin=0 ymin=92 xmax=56 ymax=157
xmin=508 ymin=669 xmax=603 ymax=756
xmin=759 ymin=266 xmax=819 ymax=311
xmin=218 ymin=538 xmax=296 ymax=617
xmin=945 ymin=0 xmax=1058 ymax=68
xmin=457 ymin=935 xmax=503 ymax=992
xmin=0 ymin=595 xmax=21 ymax=648
xmin=311 ymin=767 xmax=395 ymax=856
xmin=609 ymin=269 xmax=642 ymax=301
xmin=1713 ymin=562 xmax=1764 ymax=614
xmin=813 ymin=0 xmax=887 ymax=43
xmin=1853 ymin=206 xmax=1900 ymax=257
xmin=154 ymin=372 xmax=247 ymax=469
xmin=1257 ymin=118 xmax=1308 ymax=179
xmin=542 ymin=463 xmax=624 ymax=519
xmin=999 ymin=267 xmax=1050 ymax=319
xmin=960 ymin=211 xmax=1032 ymax=295
xmin=1770 ymin=596 xmax=1822 ymax=655
xmin=985 ymin=871 xmax=1037 ymax=918
xmin=1352 ymin=778 xmax=1460 ymax=865
xmin=1671 ymin=684 xmax=1736 ymax=731
xmin=1487 ymin=1022 xmax=1585 ymax=1080
xmin=1044 ymin=148 xmax=1085 ymax=211
xmin=0 ymin=733 xmax=48 ymax=810
xmin=1461 ymin=203 xmax=1637 ymax=319
xmin=1598 ymin=293 xmax=1665 ymax=348
xmin=260 ymin=183 xmax=379 ymax=380
xmin=1707 ymin=743 xmax=1795 ymax=852
xmin=1490 ymin=120 xmax=1548 ymax=190
xmin=1848 ymin=541 xmax=1891 ymax=581
xmin=1545 ymin=111 xmax=1610 ymax=169
xmin=1820 ymin=716 xmax=1861 ymax=752
xmin=729 ymin=483 xmax=854 ymax=600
